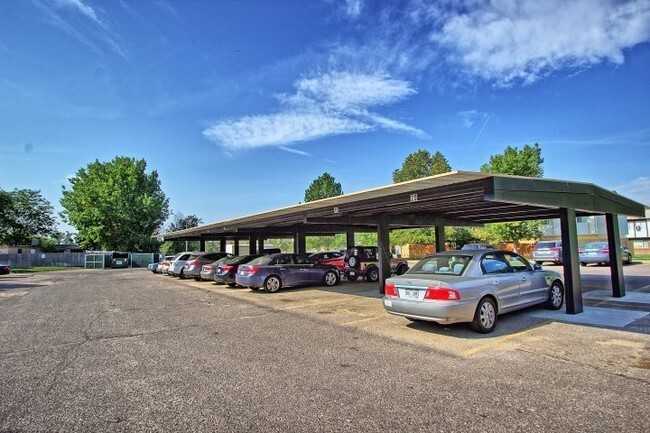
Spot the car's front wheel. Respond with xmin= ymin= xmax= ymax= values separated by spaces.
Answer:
xmin=323 ymin=270 xmax=339 ymax=287
xmin=545 ymin=281 xmax=564 ymax=310
xmin=471 ymin=297 xmax=497 ymax=333
xmin=264 ymin=275 xmax=282 ymax=293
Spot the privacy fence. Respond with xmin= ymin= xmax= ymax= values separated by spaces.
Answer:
xmin=0 ymin=252 xmax=159 ymax=269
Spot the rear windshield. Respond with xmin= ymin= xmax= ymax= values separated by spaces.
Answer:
xmin=409 ymin=254 xmax=472 ymax=275
xmin=112 ymin=252 xmax=129 ymax=259
xmin=536 ymin=242 xmax=559 ymax=249
xmin=583 ymin=242 xmax=607 ymax=249
xmin=247 ymin=256 xmax=273 ymax=266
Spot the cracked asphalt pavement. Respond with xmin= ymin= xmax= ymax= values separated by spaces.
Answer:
xmin=1 ymin=268 xmax=648 ymax=432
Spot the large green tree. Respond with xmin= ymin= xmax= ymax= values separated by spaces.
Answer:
xmin=304 ymin=172 xmax=343 ymax=202
xmin=391 ymin=149 xmax=452 ymax=247
xmin=60 ymin=156 xmax=169 ymax=251
xmin=480 ymin=143 xmax=544 ymax=177
xmin=392 ymin=150 xmax=451 ymax=183
xmin=0 ymin=188 xmax=58 ymax=245
xmin=480 ymin=143 xmax=545 ymax=251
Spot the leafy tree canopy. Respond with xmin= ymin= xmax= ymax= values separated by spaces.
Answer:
xmin=392 ymin=149 xmax=451 ymax=183
xmin=304 ymin=172 xmax=343 ymax=202
xmin=168 ymin=213 xmax=203 ymax=232
xmin=480 ymin=143 xmax=545 ymax=251
xmin=480 ymin=143 xmax=544 ymax=177
xmin=160 ymin=213 xmax=204 ymax=254
xmin=0 ymin=188 xmax=58 ymax=245
xmin=60 ymin=156 xmax=169 ymax=252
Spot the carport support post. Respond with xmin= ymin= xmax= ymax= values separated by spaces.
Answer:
xmin=435 ymin=225 xmax=446 ymax=252
xmin=249 ymin=235 xmax=257 ymax=254
xmin=199 ymin=239 xmax=206 ymax=252
xmin=294 ymin=229 xmax=306 ymax=255
xmin=560 ymin=207 xmax=583 ymax=314
xmin=220 ymin=238 xmax=226 ymax=253
xmin=377 ymin=215 xmax=390 ymax=294
xmin=234 ymin=239 xmax=240 ymax=255
xmin=346 ymin=230 xmax=355 ymax=248
xmin=606 ymin=213 xmax=625 ymax=297
xmin=258 ymin=237 xmax=265 ymax=253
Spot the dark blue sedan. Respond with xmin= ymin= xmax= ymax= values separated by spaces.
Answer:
xmin=235 ymin=253 xmax=340 ymax=293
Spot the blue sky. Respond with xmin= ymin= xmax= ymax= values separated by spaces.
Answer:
xmin=1 ymin=0 xmax=649 ymax=234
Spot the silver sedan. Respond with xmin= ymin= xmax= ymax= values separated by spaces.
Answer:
xmin=382 ymin=250 xmax=564 ymax=333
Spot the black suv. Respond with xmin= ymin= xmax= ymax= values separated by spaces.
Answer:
xmin=343 ymin=246 xmax=409 ymax=282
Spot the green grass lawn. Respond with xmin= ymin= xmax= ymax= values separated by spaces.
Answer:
xmin=634 ymin=254 xmax=650 ymax=261
xmin=10 ymin=267 xmax=84 ymax=273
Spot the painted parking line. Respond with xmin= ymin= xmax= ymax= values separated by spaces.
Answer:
xmin=461 ymin=326 xmax=545 ymax=357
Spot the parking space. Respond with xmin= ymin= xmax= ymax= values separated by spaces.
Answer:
xmin=178 ymin=262 xmax=649 ymax=382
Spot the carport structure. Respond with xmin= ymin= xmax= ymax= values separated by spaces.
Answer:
xmin=159 ymin=171 xmax=645 ymax=315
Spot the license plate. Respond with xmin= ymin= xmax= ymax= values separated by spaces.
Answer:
xmin=404 ymin=289 xmax=419 ymax=299
xmin=587 ymin=252 xmax=597 ymax=256
xmin=348 ymin=271 xmax=356 ymax=277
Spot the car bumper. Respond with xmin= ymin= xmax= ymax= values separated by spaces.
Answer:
xmin=184 ymin=266 xmax=203 ymax=279
xmin=215 ymin=273 xmax=236 ymax=285
xmin=235 ymin=274 xmax=264 ymax=288
xmin=533 ymin=253 xmax=561 ymax=262
xmin=579 ymin=254 xmax=609 ymax=263
xmin=382 ymin=296 xmax=477 ymax=325
xmin=200 ymin=271 xmax=214 ymax=280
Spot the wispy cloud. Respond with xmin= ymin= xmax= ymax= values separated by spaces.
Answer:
xmin=429 ymin=0 xmax=650 ymax=86
xmin=613 ymin=177 xmax=650 ymax=206
xmin=457 ymin=110 xmax=490 ymax=128
xmin=35 ymin=0 xmax=126 ymax=58
xmin=278 ymin=146 xmax=312 ymax=156
xmin=203 ymin=72 xmax=426 ymax=151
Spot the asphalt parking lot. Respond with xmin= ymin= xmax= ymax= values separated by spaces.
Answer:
xmin=1 ymin=263 xmax=648 ymax=432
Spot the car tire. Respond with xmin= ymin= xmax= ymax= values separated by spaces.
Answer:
xmin=348 ymin=256 xmax=360 ymax=269
xmin=366 ymin=266 xmax=379 ymax=282
xmin=226 ymin=283 xmax=237 ymax=288
xmin=626 ymin=255 xmax=632 ymax=265
xmin=179 ymin=270 xmax=185 ymax=279
xmin=395 ymin=264 xmax=408 ymax=275
xmin=580 ymin=262 xmax=587 ymax=267
xmin=470 ymin=297 xmax=497 ymax=334
xmin=346 ymin=274 xmax=358 ymax=281
xmin=264 ymin=275 xmax=282 ymax=293
xmin=323 ymin=270 xmax=339 ymax=287
xmin=545 ymin=281 xmax=564 ymax=310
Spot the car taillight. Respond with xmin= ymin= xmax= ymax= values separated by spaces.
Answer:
xmin=602 ymin=248 xmax=609 ymax=254
xmin=220 ymin=265 xmax=234 ymax=273
xmin=385 ymin=283 xmax=398 ymax=297
xmin=579 ymin=249 xmax=584 ymax=254
xmin=551 ymin=247 xmax=560 ymax=251
xmin=188 ymin=260 xmax=199 ymax=266
xmin=241 ymin=265 xmax=259 ymax=276
xmin=424 ymin=286 xmax=461 ymax=300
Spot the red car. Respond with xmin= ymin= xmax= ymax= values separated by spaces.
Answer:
xmin=309 ymin=251 xmax=345 ymax=271
xmin=0 ymin=263 xmax=11 ymax=275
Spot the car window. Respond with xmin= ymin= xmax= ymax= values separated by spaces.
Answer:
xmin=410 ymin=254 xmax=471 ymax=275
xmin=273 ymin=254 xmax=293 ymax=265
xmin=501 ymin=252 xmax=531 ymax=272
xmin=481 ymin=253 xmax=510 ymax=274
xmin=295 ymin=255 xmax=312 ymax=264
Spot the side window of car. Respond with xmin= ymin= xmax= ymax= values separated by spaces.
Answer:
xmin=502 ymin=253 xmax=530 ymax=272
xmin=481 ymin=254 xmax=510 ymax=274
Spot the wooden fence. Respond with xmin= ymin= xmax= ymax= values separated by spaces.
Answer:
xmin=0 ymin=253 xmax=86 ymax=268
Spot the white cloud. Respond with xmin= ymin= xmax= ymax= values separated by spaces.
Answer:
xmin=278 ymin=146 xmax=313 ymax=156
xmin=430 ymin=0 xmax=650 ymax=85
xmin=56 ymin=0 xmax=106 ymax=29
xmin=204 ymin=72 xmax=425 ymax=151
xmin=613 ymin=177 xmax=650 ymax=206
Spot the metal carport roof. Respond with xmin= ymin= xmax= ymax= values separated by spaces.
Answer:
xmin=159 ymin=171 xmax=644 ymax=240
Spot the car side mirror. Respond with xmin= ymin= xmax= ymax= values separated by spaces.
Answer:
xmin=533 ymin=263 xmax=542 ymax=271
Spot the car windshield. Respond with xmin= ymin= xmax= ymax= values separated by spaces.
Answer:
xmin=409 ymin=254 xmax=472 ymax=275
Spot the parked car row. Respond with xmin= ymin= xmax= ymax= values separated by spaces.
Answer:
xmin=532 ymin=240 xmax=633 ymax=266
